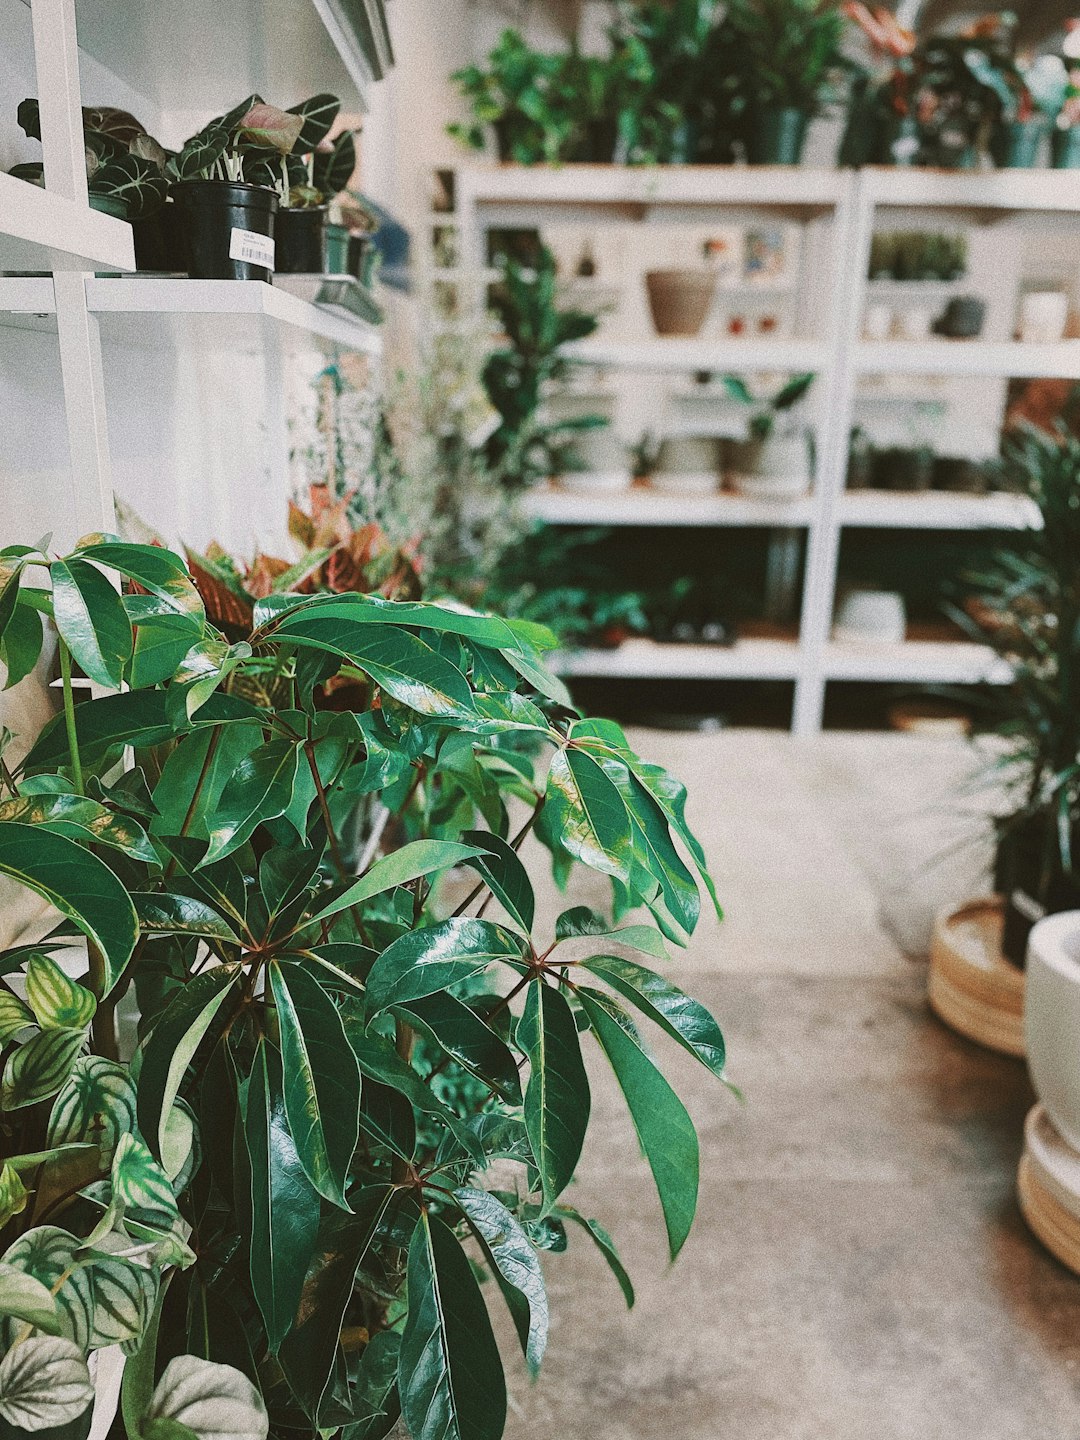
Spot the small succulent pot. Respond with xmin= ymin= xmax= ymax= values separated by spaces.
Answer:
xmin=932 ymin=456 xmax=988 ymax=493
xmin=991 ymin=117 xmax=1049 ymax=169
xmin=172 ymin=180 xmax=278 ymax=281
xmin=933 ymin=295 xmax=987 ymax=339
xmin=325 ymin=222 xmax=351 ymax=274
xmin=275 ymin=205 xmax=327 ymax=274
xmin=748 ymin=106 xmax=809 ymax=165
xmin=644 ymin=269 xmax=717 ymax=337
xmin=873 ymin=446 xmax=934 ymax=492
xmin=1052 ymin=125 xmax=1080 ymax=169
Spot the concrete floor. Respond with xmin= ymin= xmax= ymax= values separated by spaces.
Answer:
xmin=502 ymin=730 xmax=1080 ymax=1440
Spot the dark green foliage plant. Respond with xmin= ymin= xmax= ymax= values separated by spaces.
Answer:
xmin=724 ymin=0 xmax=848 ymax=114
xmin=0 ymin=532 xmax=727 ymax=1440
xmin=13 ymin=100 xmax=169 ymax=219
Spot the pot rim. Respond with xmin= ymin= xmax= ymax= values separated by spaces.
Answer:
xmin=171 ymin=179 xmax=278 ymax=201
xmin=1029 ymin=910 xmax=1080 ymax=974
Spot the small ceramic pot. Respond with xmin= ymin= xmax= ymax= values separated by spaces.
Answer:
xmin=1052 ymin=126 xmax=1080 ymax=169
xmin=748 ymin=106 xmax=809 ymax=164
xmin=651 ymin=436 xmax=720 ymax=494
xmin=1019 ymin=291 xmax=1069 ymax=344
xmin=833 ymin=589 xmax=906 ymax=646
xmin=1025 ymin=911 xmax=1080 ymax=1150
xmin=731 ymin=432 xmax=812 ymax=500
xmin=873 ymin=447 xmax=934 ymax=492
xmin=991 ymin=117 xmax=1049 ymax=169
xmin=933 ymin=456 xmax=988 ymax=493
xmin=644 ymin=269 xmax=717 ymax=337
xmin=934 ymin=296 xmax=986 ymax=339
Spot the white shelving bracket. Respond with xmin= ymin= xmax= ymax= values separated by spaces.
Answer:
xmin=30 ymin=0 xmax=88 ymax=204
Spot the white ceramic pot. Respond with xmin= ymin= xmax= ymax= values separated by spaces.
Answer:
xmin=1019 ymin=291 xmax=1069 ymax=344
xmin=560 ymin=428 xmax=632 ymax=493
xmin=650 ymin=436 xmax=720 ymax=495
xmin=893 ymin=306 xmax=935 ymax=341
xmin=863 ymin=303 xmax=892 ymax=342
xmin=833 ymin=589 xmax=906 ymax=646
xmin=1025 ymin=910 xmax=1080 ymax=1150
xmin=731 ymin=432 xmax=811 ymax=500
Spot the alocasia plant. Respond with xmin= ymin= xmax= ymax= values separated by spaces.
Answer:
xmin=0 ymin=534 xmax=728 ymax=1440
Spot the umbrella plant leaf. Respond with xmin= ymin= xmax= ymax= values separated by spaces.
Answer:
xmin=364 ymin=918 xmax=526 ymax=1015
xmin=554 ymin=1207 xmax=634 ymax=1308
xmin=202 ymin=739 xmax=303 ymax=865
xmin=460 ymin=829 xmax=535 ymax=932
xmin=453 ymin=1186 xmax=548 ymax=1375
xmin=0 ymin=792 xmax=158 ymax=864
xmin=518 ymin=979 xmax=590 ymax=1213
xmin=50 ymin=556 xmax=133 ymax=688
xmin=395 ymin=991 xmax=521 ymax=1103
xmin=305 ymin=839 xmax=484 ymax=928
xmin=579 ymin=954 xmax=726 ymax=1078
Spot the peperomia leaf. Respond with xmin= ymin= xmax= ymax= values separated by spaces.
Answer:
xmin=0 ymin=1336 xmax=93 ymax=1430
xmin=2 ymin=1227 xmax=93 ymax=1348
xmin=1 ymin=1028 xmax=86 ymax=1109
xmin=0 ymin=1263 xmax=61 ymax=1333
xmin=48 ymin=1055 xmax=137 ymax=1163
xmin=518 ymin=979 xmax=590 ymax=1214
xmin=140 ymin=1355 xmax=268 ymax=1440
xmin=26 ymin=952 xmax=97 ymax=1031
xmin=398 ymin=1212 xmax=506 ymax=1440
xmin=0 ymin=988 xmax=34 ymax=1041
xmin=0 ymin=823 xmax=138 ymax=995
xmin=0 ymin=1164 xmax=29 ymax=1229
xmin=577 ymin=988 xmax=699 ymax=1260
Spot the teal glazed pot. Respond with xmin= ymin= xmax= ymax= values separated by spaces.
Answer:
xmin=991 ymin=118 xmax=1049 ymax=169
xmin=749 ymin=106 xmax=809 ymax=165
xmin=1052 ymin=126 xmax=1080 ymax=169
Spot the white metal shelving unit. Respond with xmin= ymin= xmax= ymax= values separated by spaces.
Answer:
xmin=0 ymin=0 xmax=387 ymax=558
xmin=442 ymin=162 xmax=1074 ymax=732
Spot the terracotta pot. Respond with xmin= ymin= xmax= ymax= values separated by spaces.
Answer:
xmin=644 ymin=269 xmax=716 ymax=337
xmin=1025 ymin=911 xmax=1080 ymax=1149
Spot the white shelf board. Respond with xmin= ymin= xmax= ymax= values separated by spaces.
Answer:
xmin=862 ymin=166 xmax=1080 ymax=216
xmin=0 ymin=173 xmax=134 ymax=273
xmin=83 ymin=277 xmax=381 ymax=353
xmin=823 ymin=639 xmax=1012 ymax=685
xmin=855 ymin=340 xmax=1080 ymax=380
xmin=553 ymin=636 xmax=802 ymax=680
xmin=564 ymin=337 xmax=826 ymax=373
xmin=839 ymin=490 xmax=1041 ymax=530
xmin=525 ymin=483 xmax=813 ymax=527
xmin=67 ymin=0 xmax=390 ymax=110
xmin=458 ymin=164 xmax=850 ymax=214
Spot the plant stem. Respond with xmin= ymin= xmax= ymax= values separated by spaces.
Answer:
xmin=57 ymin=639 xmax=83 ymax=796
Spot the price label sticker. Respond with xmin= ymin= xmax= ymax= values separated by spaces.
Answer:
xmin=229 ymin=227 xmax=275 ymax=270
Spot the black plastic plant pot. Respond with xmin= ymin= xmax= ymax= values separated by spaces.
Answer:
xmin=276 ymin=205 xmax=328 ymax=274
xmin=325 ymin=222 xmax=350 ymax=274
xmin=991 ymin=118 xmax=1048 ymax=169
xmin=874 ymin=447 xmax=934 ymax=492
xmin=132 ymin=200 xmax=187 ymax=273
xmin=1052 ymin=126 xmax=1080 ymax=169
xmin=171 ymin=180 xmax=278 ymax=282
xmin=748 ymin=107 xmax=808 ymax=165
xmin=932 ymin=456 xmax=987 ymax=493
xmin=89 ymin=193 xmax=128 ymax=220
xmin=997 ymin=814 xmax=1080 ymax=967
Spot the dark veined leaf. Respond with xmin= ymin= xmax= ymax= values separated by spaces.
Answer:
xmin=460 ymin=829 xmax=535 ymax=932
xmin=287 ymin=92 xmax=340 ymax=150
xmin=395 ymin=992 xmax=521 ymax=1103
xmin=577 ymin=988 xmax=699 ymax=1260
xmin=304 ymin=839 xmax=485 ymax=929
xmin=203 ymin=739 xmax=303 ymax=865
xmin=268 ymin=961 xmax=360 ymax=1209
xmin=0 ymin=989 xmax=34 ymax=1041
xmin=399 ymin=1212 xmax=506 ymax=1440
xmin=1 ymin=1027 xmax=85 ymax=1109
xmin=25 ymin=952 xmax=97 ymax=1031
xmin=277 ymin=1186 xmax=396 ymax=1421
xmin=312 ymin=127 xmax=356 ymax=199
xmin=0 ymin=792 xmax=157 ymax=864
xmin=579 ymin=955 xmax=726 ymax=1078
xmin=0 ymin=823 xmax=137 ymax=996
xmin=0 ymin=1164 xmax=28 ymax=1229
xmin=2 ymin=1227 xmax=94 ymax=1348
xmin=244 ymin=1041 xmax=321 ymax=1352
xmin=140 ymin=1354 xmax=268 ymax=1440
xmin=50 ymin=556 xmax=133 ymax=688
xmin=544 ymin=745 xmax=633 ymax=883
xmin=136 ymin=965 xmax=242 ymax=1164
xmin=48 ymin=1056 xmax=136 ymax=1163
xmin=364 ymin=918 xmax=526 ymax=1016
xmin=453 ymin=1186 xmax=548 ymax=1376
xmin=518 ymin=980 xmax=590 ymax=1213
xmin=555 ymin=1207 xmax=634 ymax=1308
xmin=0 ymin=1264 xmax=61 ymax=1334
xmin=82 ymin=1235 xmax=158 ymax=1347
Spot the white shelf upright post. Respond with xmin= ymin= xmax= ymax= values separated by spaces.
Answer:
xmin=33 ymin=0 xmax=119 ymax=537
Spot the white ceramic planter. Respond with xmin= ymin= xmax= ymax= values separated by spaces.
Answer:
xmin=1026 ymin=910 xmax=1080 ymax=1151
xmin=731 ymin=432 xmax=811 ymax=500
xmin=650 ymin=436 xmax=720 ymax=495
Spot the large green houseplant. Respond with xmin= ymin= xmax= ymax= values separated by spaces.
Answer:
xmin=0 ymin=534 xmax=726 ymax=1440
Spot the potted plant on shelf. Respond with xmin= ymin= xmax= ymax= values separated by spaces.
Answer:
xmin=12 ymin=100 xmax=169 ymax=234
xmin=726 ymin=0 xmax=849 ymax=164
xmin=0 ymin=531 xmax=726 ymax=1440
xmin=966 ymin=47 xmax=1067 ymax=168
xmin=448 ymin=30 xmax=573 ymax=163
xmin=1051 ymin=21 xmax=1080 ymax=168
xmin=273 ymin=94 xmax=358 ymax=274
xmin=165 ymin=96 xmax=304 ymax=281
xmin=723 ymin=372 xmax=816 ymax=498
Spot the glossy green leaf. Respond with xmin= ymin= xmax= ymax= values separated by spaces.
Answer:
xmin=0 ymin=1336 xmax=93 ymax=1430
xmin=23 ymin=690 xmax=178 ymax=774
xmin=137 ymin=965 xmax=241 ymax=1165
xmin=0 ymin=792 xmax=158 ymax=864
xmin=111 ymin=1132 xmax=180 ymax=1223
xmin=130 ymin=611 xmax=205 ymax=688
xmin=263 ymin=592 xmax=524 ymax=651
xmin=51 ymin=556 xmax=132 ymax=688
xmin=364 ymin=918 xmax=526 ymax=1016
xmin=0 ymin=560 xmax=22 ymax=644
xmin=48 ymin=1055 xmax=137 ymax=1163
xmin=578 ymin=988 xmax=699 ymax=1259
xmin=580 ymin=955 xmax=725 ymax=1078
xmin=461 ymin=829 xmax=535 ymax=932
xmin=554 ymin=906 xmax=668 ymax=960
xmin=0 ymin=988 xmax=34 ymax=1041
xmin=0 ymin=1263 xmax=61 ymax=1333
xmin=133 ymin=892 xmax=242 ymax=945
xmin=75 ymin=538 xmax=203 ymax=619
xmin=141 ymin=1355 xmax=268 ymax=1440
xmin=396 ymin=992 xmax=521 ymax=1103
xmin=287 ymin=92 xmax=340 ymax=150
xmin=0 ymin=1163 xmax=29 ymax=1229
xmin=83 ymin=1234 xmax=158 ymax=1347
xmin=339 ymin=1330 xmax=401 ymax=1440
xmin=399 ymin=1212 xmax=506 ymax=1440
xmin=1 ymin=596 xmax=43 ymax=689
xmin=268 ymin=961 xmax=360 ymax=1208
xmin=203 ymin=739 xmax=302 ymax=865
xmin=244 ymin=1041 xmax=321 ymax=1352
xmin=556 ymin=1207 xmax=634 ymax=1308
xmin=544 ymin=745 xmax=633 ymax=882
xmin=454 ymin=1186 xmax=548 ymax=1375
xmin=0 ymin=823 xmax=138 ymax=995
xmin=1 ymin=1027 xmax=85 ymax=1109
xmin=518 ymin=980 xmax=590 ymax=1213
xmin=305 ymin=839 xmax=485 ymax=928
xmin=150 ymin=723 xmax=263 ymax=841
xmin=26 ymin=952 xmax=97 ymax=1031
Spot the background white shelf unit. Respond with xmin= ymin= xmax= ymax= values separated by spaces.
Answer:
xmin=524 ymin=485 xmax=814 ymax=527
xmin=0 ymin=171 xmax=135 ymax=272
xmin=444 ymin=162 xmax=1070 ymax=734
